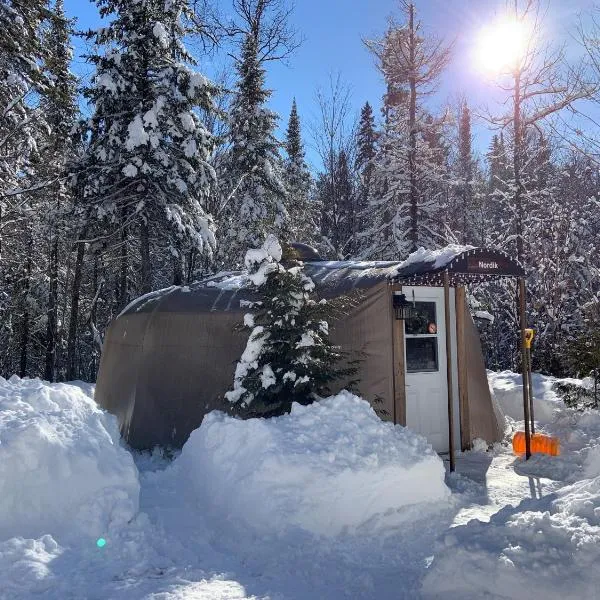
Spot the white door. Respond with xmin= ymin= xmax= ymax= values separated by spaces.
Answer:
xmin=403 ymin=286 xmax=449 ymax=452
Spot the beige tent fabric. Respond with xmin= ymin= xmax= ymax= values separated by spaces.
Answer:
xmin=464 ymin=308 xmax=505 ymax=443
xmin=328 ymin=282 xmax=395 ymax=420
xmin=97 ymin=310 xmax=246 ymax=449
xmin=96 ymin=278 xmax=504 ymax=450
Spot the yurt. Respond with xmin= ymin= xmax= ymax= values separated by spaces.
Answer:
xmin=96 ymin=245 xmax=525 ymax=460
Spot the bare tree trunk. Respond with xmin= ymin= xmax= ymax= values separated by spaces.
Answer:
xmin=173 ymin=240 xmax=183 ymax=285
xmin=66 ymin=233 xmax=86 ymax=380
xmin=19 ymin=234 xmax=33 ymax=378
xmin=140 ymin=220 xmax=151 ymax=294
xmin=44 ymin=232 xmax=59 ymax=381
xmin=513 ymin=68 xmax=524 ymax=265
xmin=118 ymin=220 xmax=128 ymax=308
xmin=408 ymin=3 xmax=418 ymax=252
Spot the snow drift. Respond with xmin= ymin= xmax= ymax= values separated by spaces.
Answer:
xmin=178 ymin=391 xmax=450 ymax=537
xmin=421 ymin=474 xmax=600 ymax=599
xmin=489 ymin=370 xmax=566 ymax=423
xmin=0 ymin=376 xmax=139 ymax=542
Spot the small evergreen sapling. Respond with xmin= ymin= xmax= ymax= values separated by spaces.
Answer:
xmin=226 ymin=235 xmax=356 ymax=417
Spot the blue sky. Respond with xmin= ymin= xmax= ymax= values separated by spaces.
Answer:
xmin=65 ymin=0 xmax=595 ymax=169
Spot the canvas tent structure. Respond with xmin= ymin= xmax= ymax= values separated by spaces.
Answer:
xmin=95 ymin=245 xmax=526 ymax=467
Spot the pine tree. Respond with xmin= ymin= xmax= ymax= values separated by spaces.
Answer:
xmin=40 ymin=0 xmax=78 ymax=381
xmin=355 ymin=101 xmax=377 ymax=256
xmin=362 ymin=5 xmax=452 ymax=259
xmin=455 ymin=101 xmax=474 ymax=244
xmin=284 ymin=99 xmax=316 ymax=245
xmin=318 ymin=149 xmax=356 ymax=258
xmin=226 ymin=235 xmax=355 ymax=418
xmin=75 ymin=0 xmax=218 ymax=293
xmin=218 ymin=33 xmax=287 ymax=267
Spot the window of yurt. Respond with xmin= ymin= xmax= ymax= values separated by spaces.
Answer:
xmin=405 ymin=302 xmax=439 ymax=373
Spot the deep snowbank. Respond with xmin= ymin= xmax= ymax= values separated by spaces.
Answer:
xmin=489 ymin=370 xmax=568 ymax=423
xmin=178 ymin=391 xmax=450 ymax=537
xmin=423 ymin=372 xmax=600 ymax=599
xmin=422 ymin=474 xmax=600 ymax=599
xmin=0 ymin=376 xmax=139 ymax=542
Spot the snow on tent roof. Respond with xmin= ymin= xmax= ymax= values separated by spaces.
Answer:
xmin=119 ymin=246 xmax=525 ymax=316
xmin=391 ymin=245 xmax=525 ymax=285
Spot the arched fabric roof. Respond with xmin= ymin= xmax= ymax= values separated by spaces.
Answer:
xmin=119 ymin=246 xmax=525 ymax=316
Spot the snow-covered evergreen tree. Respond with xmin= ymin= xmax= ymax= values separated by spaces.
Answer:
xmin=0 ymin=0 xmax=50 ymax=197
xmin=218 ymin=33 xmax=287 ymax=267
xmin=362 ymin=8 xmax=452 ymax=260
xmin=284 ymin=99 xmax=316 ymax=245
xmin=75 ymin=0 xmax=218 ymax=293
xmin=354 ymin=101 xmax=377 ymax=254
xmin=226 ymin=235 xmax=354 ymax=418
xmin=317 ymin=149 xmax=356 ymax=258
xmin=39 ymin=0 xmax=78 ymax=380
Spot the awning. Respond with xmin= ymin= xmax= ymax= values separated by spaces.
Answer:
xmin=391 ymin=246 xmax=525 ymax=286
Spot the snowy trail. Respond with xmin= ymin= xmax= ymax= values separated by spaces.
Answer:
xmin=4 ymin=373 xmax=600 ymax=599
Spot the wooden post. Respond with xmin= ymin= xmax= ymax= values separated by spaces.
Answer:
xmin=443 ymin=271 xmax=456 ymax=472
xmin=518 ymin=277 xmax=531 ymax=459
xmin=527 ymin=347 xmax=535 ymax=435
xmin=455 ymin=286 xmax=470 ymax=451
xmin=390 ymin=285 xmax=406 ymax=426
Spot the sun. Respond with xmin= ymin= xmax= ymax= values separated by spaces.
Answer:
xmin=476 ymin=18 xmax=530 ymax=73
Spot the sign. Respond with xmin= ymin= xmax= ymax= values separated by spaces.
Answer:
xmin=466 ymin=255 xmax=513 ymax=274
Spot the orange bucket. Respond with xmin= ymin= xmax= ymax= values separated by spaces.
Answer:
xmin=512 ymin=431 xmax=560 ymax=456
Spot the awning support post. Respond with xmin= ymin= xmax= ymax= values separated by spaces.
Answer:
xmin=443 ymin=271 xmax=456 ymax=472
xmin=518 ymin=277 xmax=532 ymax=459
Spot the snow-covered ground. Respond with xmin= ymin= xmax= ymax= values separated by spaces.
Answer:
xmin=1 ymin=371 xmax=600 ymax=599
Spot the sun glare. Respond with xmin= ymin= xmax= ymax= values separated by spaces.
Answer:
xmin=477 ymin=18 xmax=529 ymax=73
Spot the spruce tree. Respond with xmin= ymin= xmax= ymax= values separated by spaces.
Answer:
xmin=0 ymin=0 xmax=50 ymax=196
xmin=226 ymin=235 xmax=354 ymax=417
xmin=355 ymin=101 xmax=377 ymax=254
xmin=362 ymin=7 xmax=452 ymax=260
xmin=218 ymin=33 xmax=287 ymax=267
xmin=40 ymin=0 xmax=78 ymax=380
xmin=284 ymin=99 xmax=315 ymax=245
xmin=75 ymin=0 xmax=218 ymax=294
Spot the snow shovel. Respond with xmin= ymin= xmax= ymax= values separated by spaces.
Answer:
xmin=512 ymin=329 xmax=560 ymax=457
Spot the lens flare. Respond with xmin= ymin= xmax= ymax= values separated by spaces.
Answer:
xmin=476 ymin=17 xmax=530 ymax=73
xmin=96 ymin=538 xmax=107 ymax=548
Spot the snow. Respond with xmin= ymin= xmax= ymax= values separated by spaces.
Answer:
xmin=122 ymin=163 xmax=138 ymax=177
xmin=179 ymin=392 xmax=450 ymax=538
xmin=489 ymin=370 xmax=567 ymax=423
xmin=474 ymin=310 xmax=494 ymax=323
xmin=225 ymin=326 xmax=267 ymax=404
xmin=5 ymin=371 xmax=600 ymax=599
xmin=0 ymin=376 xmax=139 ymax=542
xmin=396 ymin=244 xmax=475 ymax=271
xmin=125 ymin=115 xmax=150 ymax=150
xmin=152 ymin=22 xmax=169 ymax=48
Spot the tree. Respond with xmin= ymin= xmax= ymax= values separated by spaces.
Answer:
xmin=312 ymin=74 xmax=357 ymax=258
xmin=365 ymin=2 xmax=451 ymax=252
xmin=284 ymin=99 xmax=316 ymax=245
xmin=76 ymin=0 xmax=218 ymax=291
xmin=354 ymin=101 xmax=377 ymax=253
xmin=41 ymin=0 xmax=78 ymax=381
xmin=485 ymin=0 xmax=590 ymax=266
xmin=362 ymin=4 xmax=452 ymax=259
xmin=64 ymin=0 xmax=218 ymax=379
xmin=216 ymin=0 xmax=300 ymax=268
xmin=226 ymin=235 xmax=355 ymax=418
xmin=454 ymin=101 xmax=474 ymax=244
xmin=317 ymin=149 xmax=355 ymax=257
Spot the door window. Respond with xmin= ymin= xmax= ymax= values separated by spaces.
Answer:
xmin=405 ymin=301 xmax=439 ymax=373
